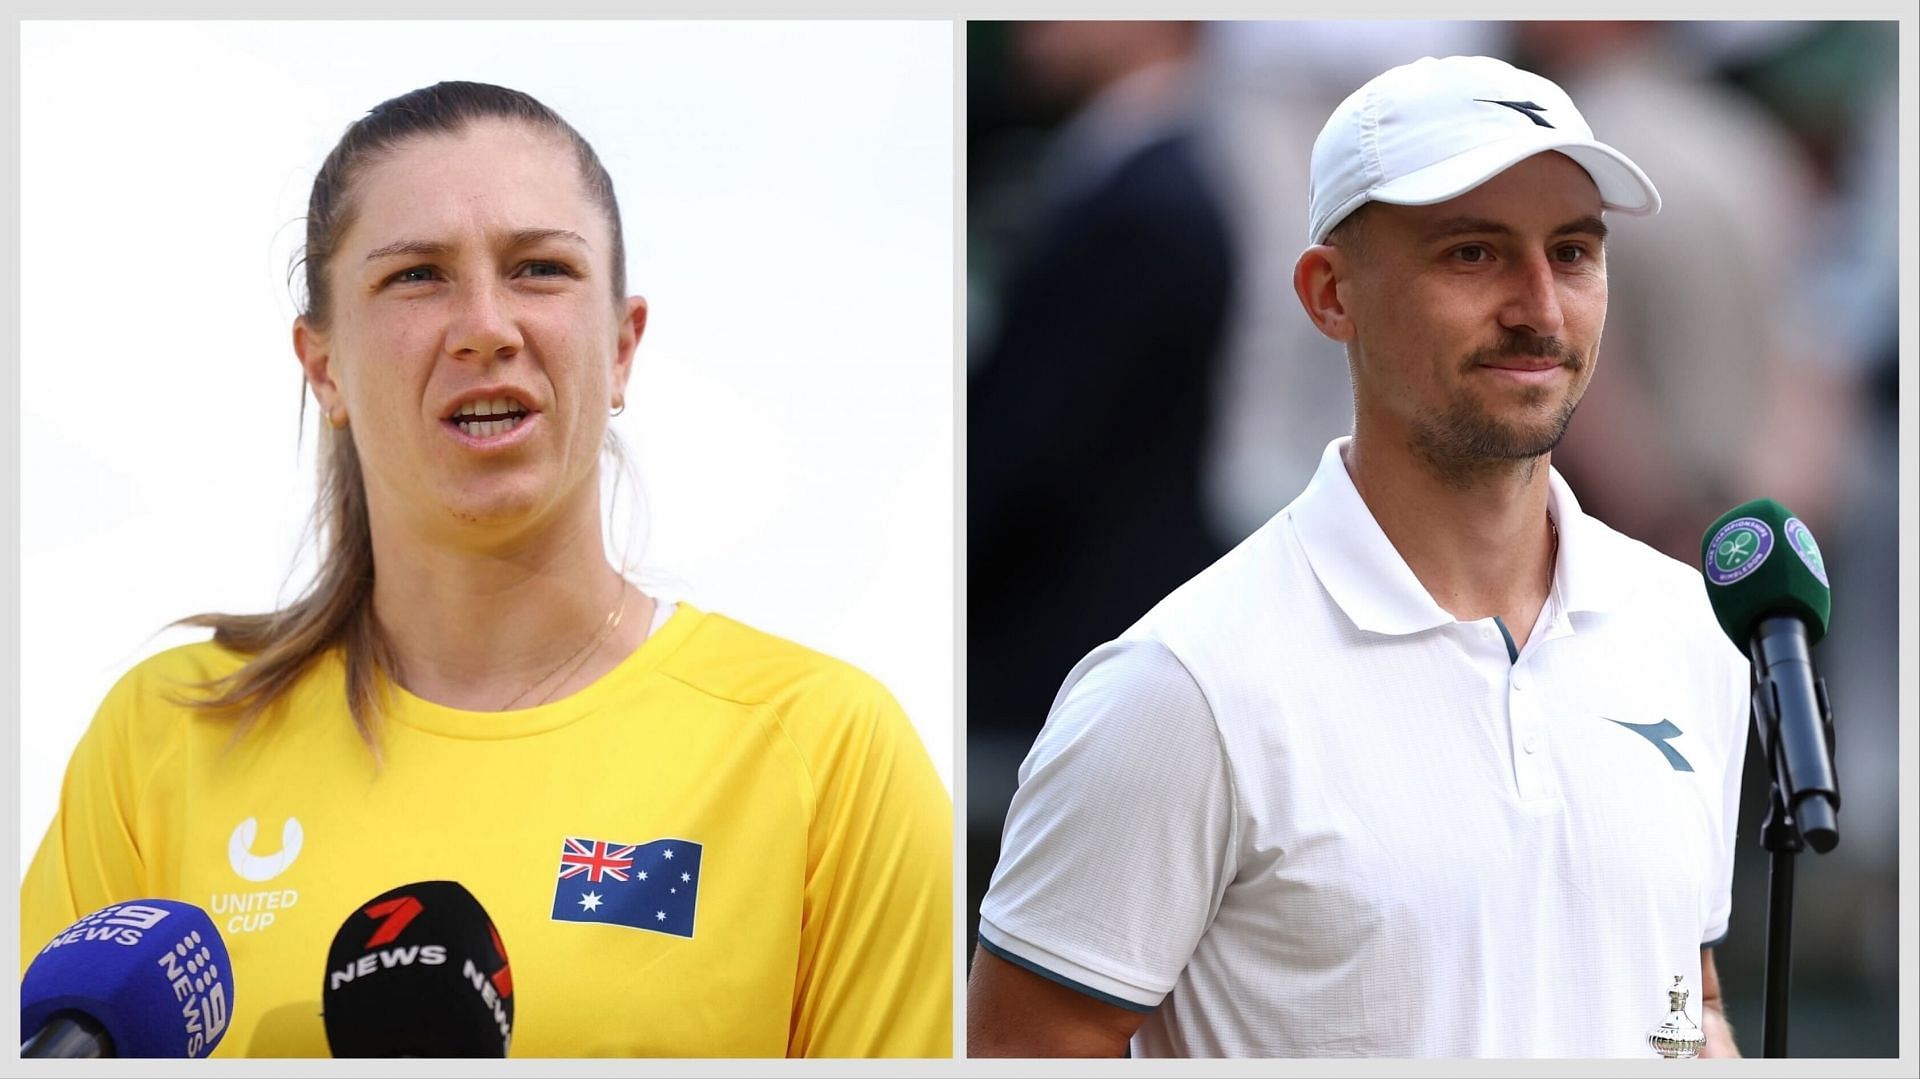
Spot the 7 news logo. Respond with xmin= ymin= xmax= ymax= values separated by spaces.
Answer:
xmin=327 ymin=894 xmax=446 ymax=989
xmin=326 ymin=885 xmax=513 ymax=1043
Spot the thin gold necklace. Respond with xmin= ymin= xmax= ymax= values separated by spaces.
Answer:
xmin=501 ymin=580 xmax=628 ymax=711
xmin=1547 ymin=513 xmax=1561 ymax=593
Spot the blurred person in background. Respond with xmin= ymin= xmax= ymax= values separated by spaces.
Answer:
xmin=967 ymin=20 xmax=1235 ymax=940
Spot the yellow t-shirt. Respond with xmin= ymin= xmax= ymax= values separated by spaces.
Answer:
xmin=20 ymin=605 xmax=952 ymax=1058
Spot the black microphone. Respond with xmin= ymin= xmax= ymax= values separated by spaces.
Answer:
xmin=321 ymin=880 xmax=514 ymax=1057
xmin=1700 ymin=499 xmax=1839 ymax=852
xmin=20 ymin=899 xmax=235 ymax=1058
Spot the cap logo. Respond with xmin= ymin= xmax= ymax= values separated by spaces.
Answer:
xmin=1705 ymin=516 xmax=1774 ymax=586
xmin=1475 ymin=99 xmax=1555 ymax=128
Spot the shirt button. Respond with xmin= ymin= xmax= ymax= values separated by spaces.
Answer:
xmin=1513 ymin=677 xmax=1527 ymax=691
xmin=1523 ymin=733 xmax=1539 ymax=754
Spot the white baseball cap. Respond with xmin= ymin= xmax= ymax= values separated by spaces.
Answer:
xmin=1307 ymin=55 xmax=1661 ymax=244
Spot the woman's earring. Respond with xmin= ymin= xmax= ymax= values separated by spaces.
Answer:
xmin=328 ymin=407 xmax=348 ymax=429
xmin=611 ymin=400 xmax=625 ymax=417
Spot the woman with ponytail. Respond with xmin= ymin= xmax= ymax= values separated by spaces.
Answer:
xmin=20 ymin=82 xmax=951 ymax=1059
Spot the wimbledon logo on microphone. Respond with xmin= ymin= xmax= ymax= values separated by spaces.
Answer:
xmin=1785 ymin=517 xmax=1828 ymax=587
xmin=1705 ymin=517 xmax=1774 ymax=586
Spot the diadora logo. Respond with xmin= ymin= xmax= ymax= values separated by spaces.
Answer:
xmin=1605 ymin=717 xmax=1694 ymax=772
xmin=1475 ymin=99 xmax=1554 ymax=128
xmin=228 ymin=817 xmax=303 ymax=882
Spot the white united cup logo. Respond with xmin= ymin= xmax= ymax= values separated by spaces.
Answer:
xmin=228 ymin=817 xmax=303 ymax=882
xmin=215 ymin=817 xmax=305 ymax=935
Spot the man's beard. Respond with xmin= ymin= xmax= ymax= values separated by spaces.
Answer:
xmin=1408 ymin=332 xmax=1586 ymax=486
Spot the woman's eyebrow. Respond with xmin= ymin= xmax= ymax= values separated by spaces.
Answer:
xmin=363 ymin=228 xmax=591 ymax=262
xmin=505 ymin=227 xmax=592 ymax=251
xmin=363 ymin=238 xmax=449 ymax=262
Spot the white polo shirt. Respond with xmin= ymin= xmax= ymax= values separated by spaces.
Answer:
xmin=978 ymin=437 xmax=1749 ymax=1058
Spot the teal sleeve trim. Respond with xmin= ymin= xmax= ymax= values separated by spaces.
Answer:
xmin=977 ymin=936 xmax=1157 ymax=1015
xmin=1492 ymin=616 xmax=1519 ymax=663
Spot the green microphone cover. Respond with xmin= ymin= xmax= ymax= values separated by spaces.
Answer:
xmin=1699 ymin=498 xmax=1832 ymax=646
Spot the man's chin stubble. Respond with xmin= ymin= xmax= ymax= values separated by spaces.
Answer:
xmin=1408 ymin=394 xmax=1581 ymax=490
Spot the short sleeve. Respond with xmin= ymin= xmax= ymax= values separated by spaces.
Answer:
xmin=1702 ymin=646 xmax=1751 ymax=947
xmin=978 ymin=637 xmax=1234 ymax=1010
xmin=19 ymin=666 xmax=153 ymax=972
xmin=785 ymin=675 xmax=952 ymax=1058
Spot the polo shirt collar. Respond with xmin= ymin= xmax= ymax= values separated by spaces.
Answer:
xmin=1544 ymin=465 xmax=1632 ymax=616
xmin=1290 ymin=438 xmax=1454 ymax=635
xmin=1290 ymin=438 xmax=1630 ymax=636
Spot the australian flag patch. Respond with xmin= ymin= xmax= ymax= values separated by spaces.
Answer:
xmin=549 ymin=836 xmax=704 ymax=938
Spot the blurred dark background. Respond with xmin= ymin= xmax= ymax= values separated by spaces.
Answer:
xmin=967 ymin=20 xmax=1901 ymax=1057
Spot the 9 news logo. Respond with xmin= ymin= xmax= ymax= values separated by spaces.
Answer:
xmin=156 ymin=927 xmax=231 ymax=1057
xmin=40 ymin=902 xmax=173 ymax=950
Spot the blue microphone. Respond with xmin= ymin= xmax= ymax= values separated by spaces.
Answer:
xmin=20 ymin=899 xmax=235 ymax=1058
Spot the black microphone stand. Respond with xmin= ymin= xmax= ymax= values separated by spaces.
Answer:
xmin=1749 ymin=619 xmax=1840 ymax=1058
xmin=1756 ymin=776 xmax=1801 ymax=1059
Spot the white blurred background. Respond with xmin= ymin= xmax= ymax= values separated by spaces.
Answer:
xmin=19 ymin=20 xmax=956 ymax=872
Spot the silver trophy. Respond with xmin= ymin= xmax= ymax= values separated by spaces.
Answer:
xmin=1647 ymin=975 xmax=1708 ymax=1058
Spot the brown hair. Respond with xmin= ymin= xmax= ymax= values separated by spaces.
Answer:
xmin=1325 ymin=202 xmax=1373 ymax=258
xmin=176 ymin=82 xmax=628 ymax=751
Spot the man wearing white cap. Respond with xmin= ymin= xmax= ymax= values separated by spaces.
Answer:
xmin=970 ymin=55 xmax=1750 ymax=1058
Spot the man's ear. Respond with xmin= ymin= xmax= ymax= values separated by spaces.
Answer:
xmin=293 ymin=316 xmax=347 ymax=426
xmin=610 ymin=295 xmax=648 ymax=409
xmin=1293 ymin=244 xmax=1360 ymax=345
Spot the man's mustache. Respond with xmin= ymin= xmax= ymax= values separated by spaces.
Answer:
xmin=1463 ymin=334 xmax=1583 ymax=371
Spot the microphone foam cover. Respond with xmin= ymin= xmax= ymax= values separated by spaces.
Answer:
xmin=321 ymin=880 xmax=514 ymax=1057
xmin=1700 ymin=498 xmax=1832 ymax=647
xmin=20 ymin=899 xmax=234 ymax=1057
